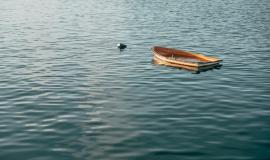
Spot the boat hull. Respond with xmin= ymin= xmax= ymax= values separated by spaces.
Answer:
xmin=153 ymin=56 xmax=221 ymax=72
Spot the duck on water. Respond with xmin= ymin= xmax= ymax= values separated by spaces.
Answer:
xmin=117 ymin=43 xmax=127 ymax=50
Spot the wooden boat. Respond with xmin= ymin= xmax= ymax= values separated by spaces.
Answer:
xmin=152 ymin=46 xmax=222 ymax=69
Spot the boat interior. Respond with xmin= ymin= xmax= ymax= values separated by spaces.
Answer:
xmin=153 ymin=46 xmax=220 ymax=63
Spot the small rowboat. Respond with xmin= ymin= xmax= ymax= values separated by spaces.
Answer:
xmin=152 ymin=46 xmax=222 ymax=70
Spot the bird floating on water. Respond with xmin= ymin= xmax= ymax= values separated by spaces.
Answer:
xmin=117 ymin=43 xmax=127 ymax=50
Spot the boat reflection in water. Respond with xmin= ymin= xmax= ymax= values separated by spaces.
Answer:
xmin=152 ymin=58 xmax=222 ymax=74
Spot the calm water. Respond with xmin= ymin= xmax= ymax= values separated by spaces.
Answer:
xmin=1 ymin=0 xmax=270 ymax=159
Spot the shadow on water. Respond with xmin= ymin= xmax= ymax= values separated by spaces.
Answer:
xmin=152 ymin=59 xmax=222 ymax=74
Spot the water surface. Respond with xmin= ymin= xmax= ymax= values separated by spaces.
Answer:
xmin=0 ymin=0 xmax=270 ymax=159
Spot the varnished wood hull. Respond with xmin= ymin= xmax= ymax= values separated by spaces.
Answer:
xmin=152 ymin=46 xmax=222 ymax=69
xmin=153 ymin=57 xmax=222 ymax=72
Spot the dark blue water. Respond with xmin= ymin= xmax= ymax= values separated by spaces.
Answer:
xmin=1 ymin=0 xmax=270 ymax=159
